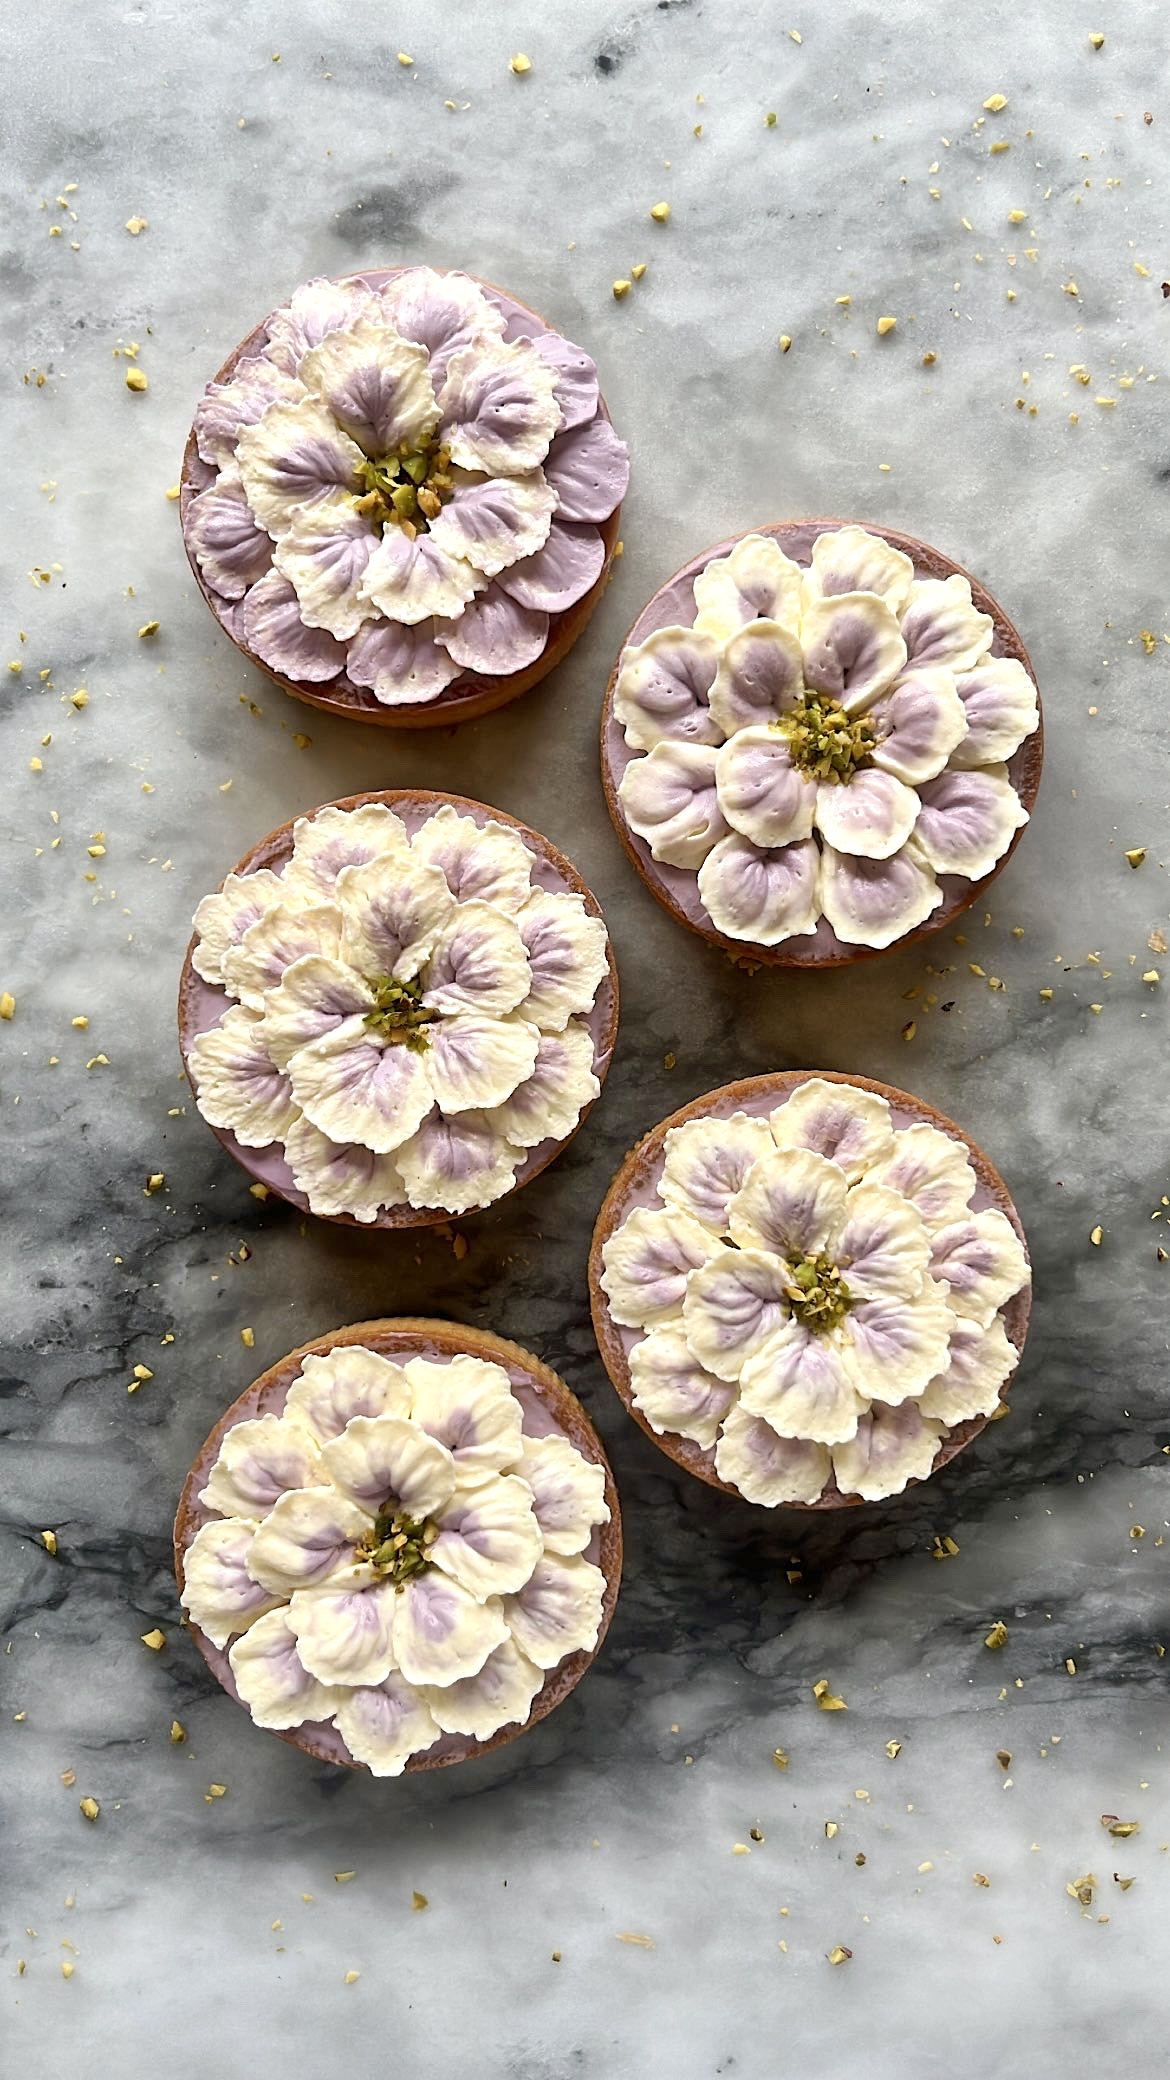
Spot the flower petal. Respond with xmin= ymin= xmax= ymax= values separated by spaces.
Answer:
xmin=284 ymin=1345 xmax=412 ymax=1443
xmin=692 ymin=535 xmax=803 ymax=642
xmin=438 ymin=335 xmax=560 ymax=474
xmin=320 ymin=1413 xmax=456 ymax=1516
xmin=503 ymin=1553 xmax=606 ymax=1671
xmin=769 ymin=1077 xmax=895 ymax=1183
xmin=528 ymin=329 xmax=599 ymax=431
xmin=223 ymin=904 xmax=344 ymax=1013
xmin=483 ymin=1022 xmax=599 ymax=1148
xmin=229 ymin=1606 xmax=347 ymax=1729
xmin=333 ymin=1672 xmax=442 ymax=1775
xmin=246 ymin=1488 xmax=373 ymax=1595
xmin=514 ymin=890 xmax=610 ymax=1030
xmin=912 ymin=765 xmax=1028 ymax=879
xmin=236 ymin=399 xmax=363 ymax=536
xmin=180 ymin=1518 xmax=279 ymax=1648
xmin=285 ymin=801 xmax=410 ymax=901
xmin=288 ymin=1580 xmax=398 ymax=1688
xmin=738 ymin=1320 xmax=862 ymax=1444
xmin=865 ymin=1123 xmax=978 ymax=1233
xmin=716 ymin=726 xmax=817 ymax=847
xmin=298 ymin=319 xmax=438 ymax=454
xmin=194 ymin=359 xmax=306 ymax=468
xmin=708 ymin=619 xmax=804 ymax=737
xmin=337 ymin=850 xmax=454 ymax=978
xmin=509 ymin=1435 xmax=609 ymax=1556
xmin=359 ymin=526 xmax=482 ymax=627
xmin=288 ymin=1019 xmax=434 ymax=1154
xmin=391 ymin=1572 xmax=508 ymax=1686
xmin=696 ymin=835 xmax=820 ymax=946
xmin=619 ymin=742 xmax=728 ymax=868
xmin=659 ymin=1112 xmax=777 ymax=1232
xmin=192 ymin=868 xmax=285 ymax=987
xmin=345 ymin=617 xmax=460 ymax=704
xmin=497 ymin=518 xmax=606 ymax=613
xmin=239 ymin=570 xmax=348 ymax=682
xmin=188 ymin=1005 xmax=298 ymax=1149
xmin=869 ymin=668 xmax=969 ymax=785
xmin=819 ymin=843 xmax=943 ymax=950
xmin=814 ymin=768 xmax=920 ymax=860
xmin=393 ymin=1108 xmax=522 ymax=1214
xmin=186 ymin=467 xmax=273 ymax=600
xmin=951 ymin=656 xmax=1040 ymax=768
xmin=430 ymin=1473 xmax=543 ymax=1599
xmin=802 ymin=591 xmax=907 ymax=714
xmin=835 ymin=1182 xmax=931 ymax=1301
xmin=542 ymin=416 xmax=630 ymax=520
xmin=803 ymin=524 xmax=915 ymax=613
xmin=918 ymin=1313 xmax=1019 ymax=1424
xmin=273 ymin=504 xmax=379 ymax=638
xmin=282 ymin=1118 xmax=404 ymax=1221
xmin=263 ymin=275 xmax=379 ymax=376
xmin=201 ymin=1413 xmax=323 ymax=1521
xmin=627 ymin=1326 xmax=736 ymax=1449
xmin=713 ymin=1407 xmax=832 ymax=1505
xmin=427 ymin=470 xmax=555 ymax=580
xmin=843 ymin=1285 xmax=955 ymax=1405
xmin=380 ymin=268 xmax=505 ymax=386
xmin=727 ymin=1146 xmax=849 ymax=1258
xmin=900 ymin=574 xmax=993 ymax=672
xmin=410 ymin=805 xmax=535 ymax=913
xmin=832 ymin=1402 xmax=943 ymax=1501
xmin=434 ymin=582 xmax=549 ymax=673
xmin=929 ymin=1210 xmax=1029 ymax=1323
xmin=403 ymin=1354 xmax=524 ymax=1476
xmin=423 ymin=902 xmax=532 ymax=1018
xmin=682 ymin=1246 xmax=791 ymax=1381
xmin=613 ymin=626 xmax=722 ymax=752
xmin=259 ymin=954 xmax=374 ymax=1069
xmin=426 ymin=1013 xmax=540 ymax=1113
xmin=420 ymin=1636 xmax=544 ymax=1739
xmin=599 ymin=1207 xmax=718 ymax=1330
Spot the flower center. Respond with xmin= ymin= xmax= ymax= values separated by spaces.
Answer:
xmin=362 ymin=972 xmax=437 ymax=1051
xmin=779 ymin=695 xmax=877 ymax=783
xmin=784 ymin=1253 xmax=853 ymax=1332
xmin=361 ymin=1501 xmax=438 ymax=1589
xmin=352 ymin=438 xmax=455 ymax=539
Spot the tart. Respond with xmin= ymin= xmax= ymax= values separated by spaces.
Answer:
xmin=601 ymin=520 xmax=1043 ymax=964
xmin=174 ymin=1320 xmax=622 ymax=1774
xmin=589 ymin=1071 xmax=1031 ymax=1508
xmin=179 ymin=790 xmax=618 ymax=1227
xmin=181 ymin=268 xmax=629 ymax=728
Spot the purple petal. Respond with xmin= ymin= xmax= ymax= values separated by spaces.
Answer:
xmin=543 ymin=418 xmax=630 ymax=522
xmin=239 ymin=571 xmax=347 ymax=682
xmin=435 ymin=583 xmax=549 ymax=674
xmin=185 ymin=471 xmax=273 ymax=600
xmin=496 ymin=519 xmax=606 ymax=613
xmin=528 ymin=331 xmax=600 ymax=431
xmin=345 ymin=618 xmax=459 ymax=705
xmin=193 ymin=357 xmax=304 ymax=467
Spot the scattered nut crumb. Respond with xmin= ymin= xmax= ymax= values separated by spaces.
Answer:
xmin=125 ymin=368 xmax=149 ymax=393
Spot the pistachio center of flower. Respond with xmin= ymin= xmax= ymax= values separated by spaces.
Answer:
xmin=779 ymin=695 xmax=877 ymax=784
xmin=353 ymin=438 xmax=455 ymax=539
xmin=784 ymin=1253 xmax=853 ymax=1332
xmin=361 ymin=1501 xmax=439 ymax=1589
xmin=362 ymin=972 xmax=437 ymax=1050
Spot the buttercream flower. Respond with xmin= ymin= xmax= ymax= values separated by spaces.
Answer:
xmin=178 ymin=1339 xmax=612 ymax=1773
xmin=594 ymin=1076 xmax=1030 ymax=1506
xmin=607 ymin=524 xmax=1040 ymax=953
xmin=183 ymin=269 xmax=628 ymax=715
xmin=182 ymin=795 xmax=614 ymax=1222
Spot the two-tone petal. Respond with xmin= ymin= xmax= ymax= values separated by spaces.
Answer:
xmin=951 ymin=656 xmax=1039 ymax=768
xmin=422 ymin=902 xmax=532 ymax=1018
xmin=613 ymin=627 xmax=722 ymax=752
xmin=713 ymin=1406 xmax=832 ymax=1505
xmin=929 ymin=1210 xmax=1029 ymax=1322
xmin=194 ymin=359 xmax=306 ymax=468
xmin=801 ymin=591 xmax=907 ymax=712
xmin=899 ymin=575 xmax=993 ymax=672
xmin=345 ymin=617 xmax=461 ymax=705
xmin=439 ymin=335 xmax=560 ymax=474
xmin=619 ymin=742 xmax=728 ymax=868
xmin=599 ymin=1206 xmax=717 ymax=1330
xmin=282 ymin=1119 xmax=404 ymax=1222
xmin=240 ymin=570 xmax=348 ymax=682
xmin=273 ymin=504 xmax=380 ymax=639
xmin=394 ymin=1109 xmax=523 ymax=1214
xmin=180 ymin=1518 xmax=279 ymax=1648
xmin=391 ymin=1572 xmax=508 ymax=1686
xmin=912 ymin=765 xmax=1028 ymax=880
xmin=223 ymin=903 xmax=343 ymax=1012
xmin=411 ymin=805 xmax=534 ymax=913
xmin=236 ymin=398 xmax=364 ymax=536
xmin=868 ymin=668 xmax=969 ymax=785
xmin=708 ymin=620 xmax=804 ymax=737
xmin=430 ymin=1474 xmax=542 ymax=1600
xmin=284 ymin=801 xmax=410 ymax=901
xmin=298 ymin=320 xmax=439 ymax=454
xmin=865 ymin=1123 xmax=977 ymax=1233
xmin=738 ymin=1320 xmax=863 ymax=1445
xmin=841 ymin=1283 xmax=955 ymax=1405
xmin=420 ymin=1637 xmax=544 ymax=1740
xmin=201 ymin=1413 xmax=323 ymax=1520
xmin=337 ymin=850 xmax=454 ymax=978
xmin=918 ymin=1313 xmax=1018 ymax=1423
xmin=186 ymin=467 xmax=273 ymax=599
xmin=320 ymin=1413 xmax=456 ymax=1517
xmin=659 ymin=1111 xmax=776 ymax=1233
xmin=727 ymin=1146 xmax=849 ymax=1258
xmin=359 ymin=526 xmax=482 ymax=626
xmin=284 ymin=1345 xmax=412 ymax=1442
xmin=288 ymin=1020 xmax=434 ymax=1154
xmin=627 ymin=1327 xmax=736 ymax=1449
xmin=229 ymin=1606 xmax=347 ymax=1729
xmin=497 ymin=518 xmax=606 ymax=613
xmin=483 ymin=1023 xmax=600 ymax=1149
xmin=380 ymin=268 xmax=505 ymax=386
xmin=802 ymin=525 xmax=914 ymax=614
xmin=263 ymin=275 xmax=379 ymax=376
xmin=769 ymin=1077 xmax=895 ymax=1183
xmin=716 ymin=727 xmax=817 ymax=848
xmin=692 ymin=535 xmax=804 ymax=642
xmin=246 ymin=1488 xmax=373 ymax=1595
xmin=403 ymin=1354 xmax=524 ymax=1477
xmin=514 ymin=890 xmax=610 ymax=1030
xmin=831 ymin=1401 xmax=943 ymax=1501
xmin=333 ymin=1672 xmax=442 ymax=1774
xmin=697 ymin=835 xmax=820 ymax=946
xmin=819 ymin=842 xmax=942 ymax=950
xmin=510 ymin=1435 xmax=609 ymax=1555
xmin=192 ymin=868 xmax=285 ymax=987
xmin=503 ymin=1553 xmax=606 ymax=1670
xmin=427 ymin=471 xmax=556 ymax=580
xmin=814 ymin=768 xmax=919 ymax=860
xmin=682 ymin=1246 xmax=791 ymax=1381
xmin=188 ymin=1005 xmax=299 ymax=1149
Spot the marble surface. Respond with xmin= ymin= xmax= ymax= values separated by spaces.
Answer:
xmin=3 ymin=2 xmax=1168 ymax=2072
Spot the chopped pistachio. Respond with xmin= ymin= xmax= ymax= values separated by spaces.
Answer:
xmin=169 ymin=1720 xmax=187 ymax=1743
xmin=125 ymin=215 xmax=148 ymax=235
xmin=1088 ymin=31 xmax=1105 ymax=49
xmin=779 ymin=333 xmax=792 ymax=351
xmin=141 ymin=1628 xmax=166 ymax=1651
xmin=1102 ymin=1817 xmax=1140 ymax=1838
xmin=772 ymin=1747 xmax=789 ymax=1769
xmin=630 ymin=262 xmax=647 ymax=280
xmin=125 ymin=367 xmax=149 ymax=393
xmin=1143 ymin=969 xmax=1161 ymax=986
xmin=812 ymin=1678 xmax=847 ymax=1711
xmin=241 ymin=1326 xmax=255 ymax=1348
xmin=0 ymin=992 xmax=15 ymax=1020
xmin=922 ymin=350 xmax=937 ymax=365
xmin=612 ymin=278 xmax=632 ymax=300
xmin=885 ymin=1739 xmax=902 ymax=1759
xmin=40 ymin=1529 xmax=58 ymax=1555
xmin=137 ymin=620 xmax=160 ymax=638
xmin=397 ymin=51 xmax=413 ymax=65
xmin=165 ymin=483 xmax=181 ymax=500
xmin=79 ymin=1797 xmax=100 ymax=1822
xmin=984 ymin=1620 xmax=1009 ymax=1649
xmin=1090 ymin=1226 xmax=1103 ymax=1246
xmin=650 ymin=201 xmax=671 ymax=223
xmin=344 ymin=1970 xmax=360 ymax=1985
xmin=1125 ymin=847 xmax=1147 ymax=867
xmin=509 ymin=52 xmax=532 ymax=74
xmin=765 ymin=111 xmax=777 ymax=126
xmin=983 ymin=92 xmax=1008 ymax=111
xmin=616 ymin=1931 xmax=655 ymax=1947
xmin=827 ymin=1946 xmax=851 ymax=1965
xmin=824 ymin=1821 xmax=839 ymax=1839
xmin=144 ymin=1172 xmax=165 ymax=1194
xmin=973 ymin=1872 xmax=991 ymax=1887
xmin=876 ymin=314 xmax=897 ymax=336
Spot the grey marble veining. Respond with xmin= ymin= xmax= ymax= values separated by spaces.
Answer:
xmin=2 ymin=2 xmax=1168 ymax=2073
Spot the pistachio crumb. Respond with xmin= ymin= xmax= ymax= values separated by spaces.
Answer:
xmin=79 ymin=1797 xmax=100 ymax=1822
xmin=616 ymin=1931 xmax=655 ymax=1948
xmin=334 ymin=1870 xmax=356 ymax=1883
xmin=509 ymin=52 xmax=532 ymax=75
xmin=40 ymin=1529 xmax=58 ymax=1555
xmin=983 ymin=93 xmax=1008 ymax=111
xmin=165 ymin=483 xmax=181 ymax=500
xmin=125 ymin=215 xmax=148 ymax=235
xmin=876 ymin=314 xmax=897 ymax=336
xmin=812 ymin=1678 xmax=847 ymax=1711
xmin=779 ymin=333 xmax=792 ymax=352
xmin=650 ymin=202 xmax=671 ymax=223
xmin=885 ymin=1739 xmax=902 ymax=1759
xmin=772 ymin=1747 xmax=789 ymax=1769
xmin=144 ymin=1172 xmax=165 ymax=1194
xmin=630 ymin=263 xmax=647 ymax=280
xmin=125 ymin=367 xmax=149 ymax=393
xmin=137 ymin=620 xmax=160 ymax=639
xmin=765 ymin=111 xmax=777 ymax=126
xmin=169 ymin=1720 xmax=186 ymax=1743
xmin=984 ymin=1620 xmax=1009 ymax=1650
xmin=249 ymin=1182 xmax=271 ymax=1200
xmin=1088 ymin=32 xmax=1105 ymax=49
xmin=827 ymin=1946 xmax=851 ymax=1965
xmin=140 ymin=1628 xmax=166 ymax=1651
xmin=0 ymin=992 xmax=16 ymax=1020
xmin=240 ymin=1326 xmax=255 ymax=1348
xmin=397 ymin=51 xmax=413 ymax=65
xmin=1143 ymin=969 xmax=1161 ymax=985
xmin=411 ymin=1890 xmax=429 ymax=1911
xmin=1125 ymin=847 xmax=1147 ymax=867
xmin=344 ymin=1970 xmax=360 ymax=1985
xmin=612 ymin=279 xmax=632 ymax=300
xmin=1090 ymin=1226 xmax=1103 ymax=1247
xmin=922 ymin=350 xmax=937 ymax=365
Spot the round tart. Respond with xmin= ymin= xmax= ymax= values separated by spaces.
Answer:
xmin=174 ymin=1319 xmax=622 ymax=1775
xmin=601 ymin=520 xmax=1043 ymax=965
xmin=179 ymin=790 xmax=618 ymax=1227
xmin=589 ymin=1071 xmax=1031 ymax=1508
xmin=181 ymin=268 xmax=628 ymax=728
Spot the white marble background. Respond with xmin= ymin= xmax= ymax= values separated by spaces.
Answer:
xmin=2 ymin=1 xmax=1168 ymax=2074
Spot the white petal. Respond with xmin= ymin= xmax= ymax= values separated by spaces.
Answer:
xmin=285 ymin=1346 xmax=412 ymax=1443
xmin=951 ymin=656 xmax=1040 ymax=768
xmin=223 ymin=904 xmax=344 ymax=1013
xmin=283 ymin=1117 xmax=404 ymax=1222
xmin=236 ymin=398 xmax=363 ymax=537
xmin=201 ymin=1414 xmax=324 ymax=1520
xmin=682 ymin=1246 xmax=791 ymax=1381
xmin=801 ymin=591 xmax=907 ymax=713
xmin=692 ymin=534 xmax=804 ymax=641
xmin=379 ymin=267 xmax=506 ymax=385
xmin=411 ymin=804 xmax=535 ymax=912
xmin=619 ymin=742 xmax=728 ymax=868
xmin=345 ymin=617 xmax=460 ymax=705
xmin=320 ymin=1414 xmax=456 ymax=1516
xmin=185 ymin=466 xmax=272 ymax=599
xmin=194 ymin=359 xmax=307 ymax=467
xmin=659 ymin=1112 xmax=777 ymax=1232
xmin=697 ymin=834 xmax=820 ymax=946
xmin=337 ymin=850 xmax=454 ymax=978
xmin=832 ymin=1401 xmax=944 ymax=1502
xmin=708 ymin=619 xmax=805 ymax=737
xmin=715 ymin=727 xmax=817 ymax=848
xmin=819 ymin=842 xmax=943 ymax=950
xmin=738 ymin=1320 xmax=863 ymax=1445
xmin=423 ymin=903 xmax=532 ymax=1018
xmin=919 ymin=1313 xmax=1019 ymax=1424
xmin=430 ymin=1474 xmax=543 ymax=1599
xmin=503 ymin=1553 xmax=606 ymax=1671
xmin=298 ymin=319 xmax=439 ymax=452
xmin=428 ymin=470 xmax=555 ymax=579
xmin=426 ymin=1014 xmax=540 ymax=1113
xmin=358 ymin=525 xmax=482 ymax=626
xmin=333 ymin=1672 xmax=442 ymax=1774
xmin=514 ymin=890 xmax=610 ymax=1031
xmin=599 ymin=1206 xmax=718 ymax=1330
xmin=929 ymin=1210 xmax=1030 ymax=1323
xmin=912 ymin=765 xmax=1028 ymax=880
xmin=229 ymin=1607 xmax=346 ymax=1729
xmin=713 ymin=1406 xmax=832 ymax=1505
xmin=510 ymin=1435 xmax=609 ymax=1556
xmin=259 ymin=955 xmax=374 ymax=1070
xmin=239 ymin=570 xmax=348 ymax=682
xmin=246 ymin=1488 xmax=373 ymax=1595
xmin=484 ymin=1022 xmax=599 ymax=1149
xmin=769 ymin=1077 xmax=895 ymax=1183
xmin=263 ymin=276 xmax=379 ymax=376
xmin=438 ymin=334 xmax=560 ymax=474
xmin=433 ymin=582 xmax=549 ymax=674
xmin=394 ymin=1108 xmax=522 ymax=1214
xmin=192 ymin=869 xmax=285 ymax=987
xmin=273 ymin=504 xmax=379 ymax=638
xmin=843 ymin=1285 xmax=955 ymax=1405
xmin=835 ymin=1182 xmax=931 ymax=1301
xmin=288 ymin=1018 xmax=434 ymax=1154
xmin=803 ymin=524 xmax=915 ymax=613
xmin=814 ymin=768 xmax=920 ymax=861
xmin=288 ymin=1580 xmax=398 ymax=1688
xmin=420 ymin=1636 xmax=544 ymax=1740
xmin=403 ymin=1354 xmax=524 ymax=1477
xmin=900 ymin=574 xmax=993 ymax=672
xmin=284 ymin=801 xmax=411 ymax=901
xmin=188 ymin=1005 xmax=298 ymax=1149
xmin=391 ymin=1572 xmax=508 ymax=1686
xmin=627 ymin=1327 xmax=736 ymax=1449
xmin=180 ymin=1518 xmax=279 ymax=1648
xmin=613 ymin=626 xmax=722 ymax=752
xmin=869 ymin=669 xmax=969 ymax=785
xmin=727 ymin=1146 xmax=849 ymax=1257
xmin=865 ymin=1123 xmax=978 ymax=1233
